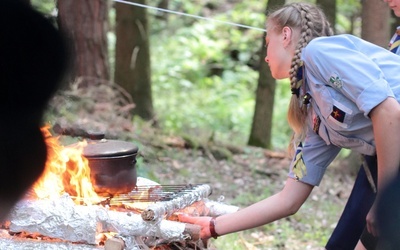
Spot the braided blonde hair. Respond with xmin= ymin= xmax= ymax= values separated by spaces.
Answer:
xmin=267 ymin=3 xmax=333 ymax=154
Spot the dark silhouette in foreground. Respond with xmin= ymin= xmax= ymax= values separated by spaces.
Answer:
xmin=0 ymin=0 xmax=69 ymax=220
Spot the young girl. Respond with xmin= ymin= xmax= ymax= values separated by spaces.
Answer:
xmin=372 ymin=1 xmax=400 ymax=249
xmin=385 ymin=0 xmax=400 ymax=56
xmin=179 ymin=3 xmax=400 ymax=249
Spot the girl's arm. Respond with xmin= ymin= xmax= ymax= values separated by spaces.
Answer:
xmin=367 ymin=96 xmax=400 ymax=235
xmin=179 ymin=177 xmax=313 ymax=239
xmin=370 ymin=97 xmax=400 ymax=190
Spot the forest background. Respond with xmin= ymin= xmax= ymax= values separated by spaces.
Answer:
xmin=26 ymin=0 xmax=400 ymax=249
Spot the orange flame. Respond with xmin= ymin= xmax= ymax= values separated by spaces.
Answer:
xmin=33 ymin=126 xmax=100 ymax=205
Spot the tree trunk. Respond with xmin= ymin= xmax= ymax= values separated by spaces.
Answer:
xmin=114 ymin=0 xmax=155 ymax=121
xmin=248 ymin=0 xmax=284 ymax=149
xmin=57 ymin=0 xmax=110 ymax=85
xmin=316 ymin=0 xmax=336 ymax=33
xmin=361 ymin=0 xmax=391 ymax=47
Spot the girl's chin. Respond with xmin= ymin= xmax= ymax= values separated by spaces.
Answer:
xmin=269 ymin=68 xmax=289 ymax=80
xmin=273 ymin=74 xmax=289 ymax=80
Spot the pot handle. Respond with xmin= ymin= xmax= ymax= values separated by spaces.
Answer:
xmin=52 ymin=124 xmax=106 ymax=139
xmin=88 ymin=132 xmax=105 ymax=140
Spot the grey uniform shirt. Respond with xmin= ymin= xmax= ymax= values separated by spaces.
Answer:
xmin=288 ymin=34 xmax=400 ymax=186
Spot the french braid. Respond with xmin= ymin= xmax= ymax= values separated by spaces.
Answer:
xmin=267 ymin=3 xmax=333 ymax=154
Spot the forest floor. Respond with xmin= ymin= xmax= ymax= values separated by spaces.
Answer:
xmin=135 ymin=133 xmax=359 ymax=250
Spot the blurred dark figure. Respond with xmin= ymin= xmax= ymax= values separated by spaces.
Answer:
xmin=0 ymin=0 xmax=69 ymax=220
xmin=376 ymin=175 xmax=400 ymax=250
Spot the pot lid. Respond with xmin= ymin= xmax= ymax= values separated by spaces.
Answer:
xmin=82 ymin=138 xmax=138 ymax=158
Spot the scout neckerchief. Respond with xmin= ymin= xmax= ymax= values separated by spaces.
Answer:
xmin=293 ymin=142 xmax=306 ymax=180
xmin=389 ymin=26 xmax=400 ymax=54
xmin=291 ymin=63 xmax=310 ymax=180
xmin=292 ymin=63 xmax=312 ymax=107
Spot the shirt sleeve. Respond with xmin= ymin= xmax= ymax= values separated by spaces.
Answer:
xmin=288 ymin=119 xmax=341 ymax=186
xmin=301 ymin=35 xmax=394 ymax=117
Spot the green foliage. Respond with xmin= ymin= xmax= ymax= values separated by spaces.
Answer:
xmin=136 ymin=156 xmax=160 ymax=181
xmin=336 ymin=0 xmax=362 ymax=34
xmin=271 ymin=79 xmax=292 ymax=149
xmin=148 ymin=0 xmax=362 ymax=149
xmin=150 ymin=2 xmax=274 ymax=146
xmin=30 ymin=0 xmax=56 ymax=16
xmin=213 ymin=186 xmax=343 ymax=249
xmin=37 ymin=0 xmax=361 ymax=151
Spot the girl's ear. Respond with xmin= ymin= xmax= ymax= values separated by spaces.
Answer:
xmin=282 ymin=26 xmax=293 ymax=48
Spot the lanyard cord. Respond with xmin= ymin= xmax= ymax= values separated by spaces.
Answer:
xmin=112 ymin=0 xmax=266 ymax=33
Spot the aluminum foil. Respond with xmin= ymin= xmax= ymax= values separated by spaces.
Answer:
xmin=9 ymin=194 xmax=190 ymax=245
xmin=9 ymin=194 xmax=99 ymax=244
xmin=0 ymin=229 xmax=101 ymax=250
xmin=0 ymin=240 xmax=101 ymax=250
xmin=204 ymin=199 xmax=239 ymax=217
xmin=99 ymin=211 xmax=187 ymax=241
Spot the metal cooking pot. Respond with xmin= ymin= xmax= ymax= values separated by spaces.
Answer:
xmin=82 ymin=135 xmax=138 ymax=196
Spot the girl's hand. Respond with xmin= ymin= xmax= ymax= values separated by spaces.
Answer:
xmin=178 ymin=214 xmax=213 ymax=239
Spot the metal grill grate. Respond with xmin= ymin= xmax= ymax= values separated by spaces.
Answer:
xmin=110 ymin=184 xmax=205 ymax=203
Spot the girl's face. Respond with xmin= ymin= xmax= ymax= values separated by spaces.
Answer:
xmin=264 ymin=25 xmax=297 ymax=80
xmin=384 ymin=0 xmax=400 ymax=17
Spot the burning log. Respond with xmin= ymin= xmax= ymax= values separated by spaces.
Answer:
xmin=8 ymin=194 xmax=200 ymax=245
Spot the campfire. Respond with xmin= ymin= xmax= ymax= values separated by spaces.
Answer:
xmin=0 ymin=126 xmax=238 ymax=250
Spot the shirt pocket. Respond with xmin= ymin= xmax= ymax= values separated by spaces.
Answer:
xmin=323 ymin=124 xmax=375 ymax=155
xmin=319 ymin=86 xmax=356 ymax=132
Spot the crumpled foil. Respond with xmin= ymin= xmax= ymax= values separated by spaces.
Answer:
xmin=98 ymin=210 xmax=187 ymax=241
xmin=0 ymin=229 xmax=101 ymax=250
xmin=204 ymin=199 xmax=239 ymax=217
xmin=0 ymin=239 xmax=101 ymax=250
xmin=8 ymin=194 xmax=189 ymax=245
xmin=9 ymin=194 xmax=99 ymax=244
